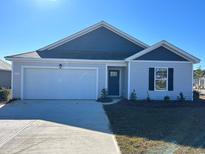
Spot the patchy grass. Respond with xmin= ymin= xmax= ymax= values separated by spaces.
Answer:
xmin=104 ymin=100 xmax=205 ymax=154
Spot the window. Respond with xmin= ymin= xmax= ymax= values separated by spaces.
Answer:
xmin=155 ymin=68 xmax=168 ymax=91
xmin=110 ymin=71 xmax=118 ymax=77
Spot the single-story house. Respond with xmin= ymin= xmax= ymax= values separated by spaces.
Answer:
xmin=0 ymin=60 xmax=11 ymax=88
xmin=5 ymin=21 xmax=200 ymax=100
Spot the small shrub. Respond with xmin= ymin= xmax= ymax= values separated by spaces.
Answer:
xmin=97 ymin=89 xmax=112 ymax=103
xmin=101 ymin=88 xmax=108 ymax=99
xmin=164 ymin=96 xmax=170 ymax=103
xmin=177 ymin=92 xmax=186 ymax=102
xmin=0 ymin=88 xmax=10 ymax=101
xmin=193 ymin=90 xmax=200 ymax=101
xmin=146 ymin=91 xmax=151 ymax=102
xmin=130 ymin=89 xmax=137 ymax=101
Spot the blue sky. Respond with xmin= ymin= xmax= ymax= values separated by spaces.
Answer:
xmin=0 ymin=0 xmax=204 ymax=68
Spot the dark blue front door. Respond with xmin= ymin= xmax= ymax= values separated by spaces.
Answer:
xmin=108 ymin=70 xmax=120 ymax=96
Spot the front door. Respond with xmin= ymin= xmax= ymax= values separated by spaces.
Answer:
xmin=108 ymin=70 xmax=120 ymax=96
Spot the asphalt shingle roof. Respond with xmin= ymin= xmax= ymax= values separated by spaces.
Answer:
xmin=6 ymin=22 xmax=147 ymax=60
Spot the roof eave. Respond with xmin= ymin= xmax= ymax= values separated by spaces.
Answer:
xmin=5 ymin=57 xmax=127 ymax=63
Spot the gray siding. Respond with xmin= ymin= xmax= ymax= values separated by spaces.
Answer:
xmin=135 ymin=46 xmax=188 ymax=61
xmin=13 ymin=61 xmax=128 ymax=99
xmin=129 ymin=61 xmax=193 ymax=100
xmin=12 ymin=60 xmax=193 ymax=100
xmin=0 ymin=70 xmax=11 ymax=88
xmin=37 ymin=27 xmax=145 ymax=60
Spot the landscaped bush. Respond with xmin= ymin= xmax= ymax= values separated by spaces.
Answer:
xmin=97 ymin=88 xmax=112 ymax=103
xmin=101 ymin=88 xmax=108 ymax=99
xmin=164 ymin=96 xmax=170 ymax=103
xmin=0 ymin=88 xmax=11 ymax=101
xmin=177 ymin=92 xmax=186 ymax=102
xmin=130 ymin=89 xmax=137 ymax=101
xmin=193 ymin=90 xmax=200 ymax=101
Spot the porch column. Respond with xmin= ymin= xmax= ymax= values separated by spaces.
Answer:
xmin=127 ymin=60 xmax=131 ymax=99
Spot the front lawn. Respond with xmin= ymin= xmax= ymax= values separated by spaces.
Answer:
xmin=104 ymin=100 xmax=205 ymax=154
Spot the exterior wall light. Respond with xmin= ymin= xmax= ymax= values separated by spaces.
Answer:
xmin=59 ymin=64 xmax=62 ymax=69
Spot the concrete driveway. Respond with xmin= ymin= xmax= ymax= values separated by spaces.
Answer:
xmin=0 ymin=100 xmax=120 ymax=154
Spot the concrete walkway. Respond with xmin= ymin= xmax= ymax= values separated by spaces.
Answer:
xmin=0 ymin=100 xmax=120 ymax=154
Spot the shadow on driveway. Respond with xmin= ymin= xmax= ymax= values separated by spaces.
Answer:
xmin=0 ymin=100 xmax=111 ymax=134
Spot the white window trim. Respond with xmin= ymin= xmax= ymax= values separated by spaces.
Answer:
xmin=154 ymin=67 xmax=168 ymax=91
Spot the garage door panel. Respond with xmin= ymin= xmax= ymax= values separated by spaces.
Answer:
xmin=23 ymin=68 xmax=97 ymax=99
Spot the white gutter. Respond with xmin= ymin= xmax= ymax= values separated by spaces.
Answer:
xmin=5 ymin=58 xmax=127 ymax=66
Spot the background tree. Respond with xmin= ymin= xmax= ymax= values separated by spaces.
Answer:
xmin=194 ymin=66 xmax=205 ymax=89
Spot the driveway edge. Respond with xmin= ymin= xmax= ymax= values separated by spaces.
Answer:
xmin=101 ymin=103 xmax=121 ymax=154
xmin=112 ymin=135 xmax=121 ymax=154
xmin=0 ymin=104 xmax=5 ymax=108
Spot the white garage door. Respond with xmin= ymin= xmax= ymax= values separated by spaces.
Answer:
xmin=23 ymin=67 xmax=97 ymax=99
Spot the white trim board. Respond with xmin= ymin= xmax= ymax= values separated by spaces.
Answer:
xmin=6 ymin=57 xmax=126 ymax=65
xmin=37 ymin=21 xmax=149 ymax=51
xmin=11 ymin=61 xmax=14 ymax=98
xmin=20 ymin=66 xmax=99 ymax=100
xmin=132 ymin=60 xmax=192 ymax=63
xmin=191 ymin=64 xmax=194 ymax=101
xmin=126 ymin=40 xmax=200 ymax=64
xmin=127 ymin=61 xmax=131 ymax=99
xmin=105 ymin=64 xmax=108 ymax=89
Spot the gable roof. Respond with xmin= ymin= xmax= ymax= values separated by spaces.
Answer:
xmin=38 ymin=21 xmax=149 ymax=51
xmin=0 ymin=60 xmax=11 ymax=71
xmin=135 ymin=46 xmax=188 ymax=61
xmin=6 ymin=21 xmax=149 ymax=60
xmin=5 ymin=22 xmax=200 ymax=63
xmin=126 ymin=40 xmax=200 ymax=64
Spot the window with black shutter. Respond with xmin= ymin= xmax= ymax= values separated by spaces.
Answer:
xmin=149 ymin=67 xmax=174 ymax=91
xmin=149 ymin=68 xmax=154 ymax=91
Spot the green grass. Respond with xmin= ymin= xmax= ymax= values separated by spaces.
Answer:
xmin=104 ymin=100 xmax=205 ymax=154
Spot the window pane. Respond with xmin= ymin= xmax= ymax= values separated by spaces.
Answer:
xmin=156 ymin=68 xmax=167 ymax=79
xmin=156 ymin=80 xmax=167 ymax=90
xmin=110 ymin=71 xmax=118 ymax=77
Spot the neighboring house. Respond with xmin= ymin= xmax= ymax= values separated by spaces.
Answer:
xmin=0 ymin=60 xmax=11 ymax=88
xmin=194 ymin=77 xmax=205 ymax=89
xmin=199 ymin=78 xmax=205 ymax=89
xmin=5 ymin=21 xmax=200 ymax=100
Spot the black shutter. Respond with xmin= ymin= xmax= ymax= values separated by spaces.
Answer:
xmin=149 ymin=68 xmax=154 ymax=91
xmin=168 ymin=68 xmax=174 ymax=91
